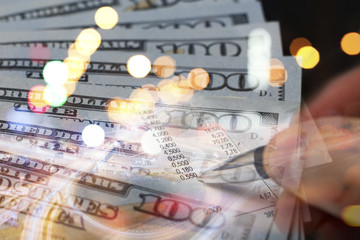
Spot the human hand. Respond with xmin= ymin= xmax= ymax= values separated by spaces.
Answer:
xmin=263 ymin=66 xmax=360 ymax=238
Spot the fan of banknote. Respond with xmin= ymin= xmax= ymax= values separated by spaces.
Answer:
xmin=0 ymin=0 xmax=305 ymax=239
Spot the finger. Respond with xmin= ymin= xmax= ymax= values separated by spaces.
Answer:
xmin=273 ymin=190 xmax=299 ymax=233
xmin=308 ymin=65 xmax=360 ymax=118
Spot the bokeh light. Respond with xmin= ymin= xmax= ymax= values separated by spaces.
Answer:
xmin=63 ymin=56 xmax=89 ymax=81
xmin=247 ymin=28 xmax=272 ymax=87
xmin=75 ymin=28 xmax=102 ymax=56
xmin=43 ymin=85 xmax=68 ymax=107
xmin=68 ymin=43 xmax=92 ymax=61
xmin=107 ymin=98 xmax=143 ymax=125
xmin=127 ymin=55 xmax=152 ymax=78
xmin=129 ymin=87 xmax=159 ymax=105
xmin=289 ymin=37 xmax=312 ymax=56
xmin=341 ymin=32 xmax=360 ymax=55
xmin=187 ymin=68 xmax=210 ymax=90
xmin=29 ymin=44 xmax=51 ymax=63
xmin=141 ymin=130 xmax=161 ymax=155
xmin=173 ymin=75 xmax=194 ymax=102
xmin=296 ymin=46 xmax=320 ymax=69
xmin=63 ymin=80 xmax=77 ymax=96
xmin=95 ymin=6 xmax=119 ymax=30
xmin=268 ymin=58 xmax=288 ymax=87
xmin=27 ymin=85 xmax=50 ymax=114
xmin=153 ymin=56 xmax=176 ymax=78
xmin=157 ymin=78 xmax=192 ymax=105
xmin=43 ymin=61 xmax=69 ymax=85
xmin=342 ymin=205 xmax=360 ymax=227
xmin=82 ymin=124 xmax=105 ymax=147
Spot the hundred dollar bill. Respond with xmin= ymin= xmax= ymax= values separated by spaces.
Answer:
xmin=0 ymin=1 xmax=264 ymax=30
xmin=0 ymin=74 xmax=297 ymax=165
xmin=0 ymin=70 xmax=299 ymax=239
xmin=0 ymin=145 xmax=286 ymax=240
xmin=0 ymin=0 xmax=258 ymax=23
xmin=0 ymin=88 xmax=290 ymax=239
xmin=0 ymin=22 xmax=283 ymax=57
xmin=0 ymin=47 xmax=300 ymax=102
xmin=0 ymin=118 xmax=295 ymax=239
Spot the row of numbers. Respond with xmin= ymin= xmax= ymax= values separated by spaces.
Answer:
xmin=142 ymin=110 xmax=197 ymax=181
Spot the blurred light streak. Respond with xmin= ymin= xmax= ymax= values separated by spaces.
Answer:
xmin=95 ymin=6 xmax=119 ymax=30
xmin=82 ymin=124 xmax=105 ymax=147
xmin=127 ymin=55 xmax=152 ymax=78
xmin=296 ymin=46 xmax=320 ymax=69
xmin=341 ymin=32 xmax=360 ymax=55
xmin=153 ymin=56 xmax=176 ymax=78
xmin=247 ymin=28 xmax=272 ymax=90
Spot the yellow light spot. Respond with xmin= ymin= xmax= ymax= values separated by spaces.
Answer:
xmin=173 ymin=75 xmax=194 ymax=102
xmin=141 ymin=84 xmax=159 ymax=93
xmin=129 ymin=87 xmax=158 ymax=105
xmin=268 ymin=58 xmax=288 ymax=87
xmin=75 ymin=28 xmax=102 ymax=56
xmin=289 ymin=37 xmax=312 ymax=56
xmin=153 ymin=56 xmax=176 ymax=78
xmin=43 ymin=61 xmax=69 ymax=85
xmin=187 ymin=68 xmax=209 ymax=90
xmin=141 ymin=131 xmax=161 ymax=155
xmin=157 ymin=79 xmax=181 ymax=105
xmin=27 ymin=85 xmax=50 ymax=114
xmin=342 ymin=205 xmax=360 ymax=227
xmin=296 ymin=46 xmax=320 ymax=69
xmin=127 ymin=55 xmax=152 ymax=78
xmin=94 ymin=7 xmax=119 ymax=30
xmin=157 ymin=77 xmax=194 ymax=104
xmin=107 ymin=98 xmax=143 ymax=125
xmin=63 ymin=56 xmax=89 ymax=82
xmin=67 ymin=43 xmax=92 ymax=61
xmin=341 ymin=32 xmax=360 ymax=55
xmin=63 ymin=80 xmax=77 ymax=96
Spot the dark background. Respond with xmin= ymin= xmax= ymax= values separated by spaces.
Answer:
xmin=261 ymin=0 xmax=360 ymax=100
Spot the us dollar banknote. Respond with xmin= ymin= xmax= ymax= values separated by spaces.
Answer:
xmin=0 ymin=144 xmax=282 ymax=240
xmin=0 ymin=22 xmax=283 ymax=57
xmin=0 ymin=48 xmax=299 ymax=102
xmin=0 ymin=1 xmax=264 ymax=30
xmin=0 ymin=99 xmax=293 ymax=239
xmin=0 ymin=0 xmax=258 ymax=23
